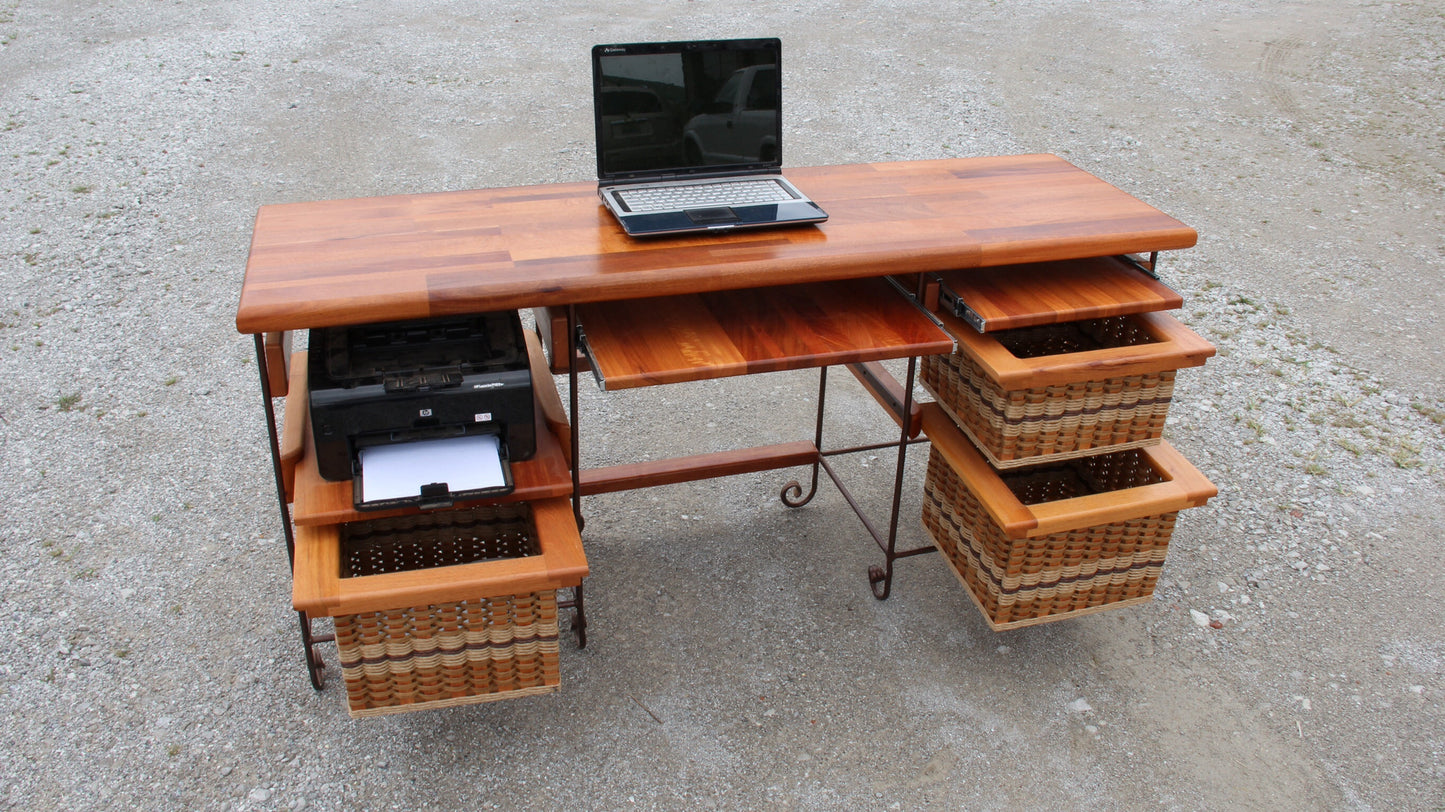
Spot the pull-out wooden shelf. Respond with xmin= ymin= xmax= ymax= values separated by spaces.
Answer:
xmin=933 ymin=255 xmax=1183 ymax=333
xmin=575 ymin=277 xmax=955 ymax=390
xmin=290 ymin=408 xmax=574 ymax=527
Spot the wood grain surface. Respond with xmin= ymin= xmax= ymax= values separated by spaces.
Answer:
xmin=934 ymin=255 xmax=1184 ymax=332
xmin=236 ymin=155 xmax=1197 ymax=334
xmin=575 ymin=278 xmax=954 ymax=389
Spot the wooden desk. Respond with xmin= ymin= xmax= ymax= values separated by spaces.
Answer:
xmin=235 ymin=155 xmax=1195 ymax=333
xmin=237 ymin=154 xmax=1197 ymax=687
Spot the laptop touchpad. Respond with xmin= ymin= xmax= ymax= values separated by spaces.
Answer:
xmin=686 ymin=207 xmax=739 ymax=225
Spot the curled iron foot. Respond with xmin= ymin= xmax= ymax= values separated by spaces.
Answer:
xmin=571 ymin=584 xmax=588 ymax=649
xmin=868 ymin=565 xmax=892 ymax=601
xmin=306 ymin=651 xmax=326 ymax=690
xmin=780 ymin=479 xmax=816 ymax=508
xmin=299 ymin=612 xmax=328 ymax=690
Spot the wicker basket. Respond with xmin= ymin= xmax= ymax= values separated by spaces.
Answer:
xmin=921 ymin=311 xmax=1212 ymax=469
xmin=919 ymin=404 xmax=1214 ymax=630
xmin=331 ymin=503 xmax=563 ymax=717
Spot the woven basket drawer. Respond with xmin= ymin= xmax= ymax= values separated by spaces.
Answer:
xmin=335 ymin=591 xmax=561 ymax=718
xmin=292 ymin=499 xmax=587 ymax=717
xmin=920 ymin=404 xmax=1214 ymax=630
xmin=922 ymin=310 xmax=1213 ymax=468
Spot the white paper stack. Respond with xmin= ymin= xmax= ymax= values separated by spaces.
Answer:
xmin=358 ymin=434 xmax=506 ymax=504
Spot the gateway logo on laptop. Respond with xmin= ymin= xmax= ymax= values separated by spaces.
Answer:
xmin=591 ymin=37 xmax=828 ymax=237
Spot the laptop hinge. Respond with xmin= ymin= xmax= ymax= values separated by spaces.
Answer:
xmin=605 ymin=166 xmax=780 ymax=186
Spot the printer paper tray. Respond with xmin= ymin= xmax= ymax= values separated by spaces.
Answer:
xmin=354 ymin=434 xmax=514 ymax=511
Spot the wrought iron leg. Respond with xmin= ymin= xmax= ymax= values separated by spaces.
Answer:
xmin=252 ymin=334 xmax=294 ymax=566
xmin=781 ymin=366 xmax=827 ymax=507
xmin=866 ymin=354 xmax=928 ymax=600
xmin=298 ymin=611 xmax=331 ymax=690
xmin=866 ymin=560 xmax=896 ymax=600
xmin=567 ymin=306 xmax=585 ymax=532
xmin=253 ymin=334 xmax=331 ymax=689
xmin=561 ymin=308 xmax=589 ymax=648
xmin=774 ymin=355 xmax=936 ymax=600
xmin=560 ymin=583 xmax=587 ymax=649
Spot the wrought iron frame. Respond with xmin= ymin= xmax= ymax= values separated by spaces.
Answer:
xmin=561 ymin=278 xmax=938 ymax=609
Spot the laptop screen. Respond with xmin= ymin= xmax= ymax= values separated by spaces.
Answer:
xmin=593 ymin=39 xmax=783 ymax=182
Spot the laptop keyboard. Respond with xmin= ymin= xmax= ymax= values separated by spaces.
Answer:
xmin=618 ymin=179 xmax=794 ymax=213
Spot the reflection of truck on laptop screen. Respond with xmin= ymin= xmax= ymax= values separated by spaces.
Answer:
xmin=597 ymin=85 xmax=683 ymax=174
xmin=683 ymin=64 xmax=778 ymax=166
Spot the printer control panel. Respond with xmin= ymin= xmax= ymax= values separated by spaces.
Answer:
xmin=382 ymin=370 xmax=463 ymax=393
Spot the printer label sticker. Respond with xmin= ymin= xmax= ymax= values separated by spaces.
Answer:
xmin=475 ymin=412 xmax=492 ymax=422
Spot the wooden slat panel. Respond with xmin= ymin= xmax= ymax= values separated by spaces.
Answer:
xmin=236 ymin=155 xmax=1197 ymax=334
xmin=576 ymin=279 xmax=954 ymax=389
xmin=525 ymin=330 xmax=572 ymax=466
xmin=263 ymin=331 xmax=291 ymax=396
xmin=934 ymin=256 xmax=1183 ymax=332
xmin=531 ymin=306 xmax=583 ymax=376
xmin=279 ymin=350 xmax=309 ymax=502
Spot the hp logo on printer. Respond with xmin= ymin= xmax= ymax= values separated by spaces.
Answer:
xmin=418 ymin=408 xmax=433 ymax=417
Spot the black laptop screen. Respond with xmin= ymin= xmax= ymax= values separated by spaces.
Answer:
xmin=593 ymin=39 xmax=783 ymax=181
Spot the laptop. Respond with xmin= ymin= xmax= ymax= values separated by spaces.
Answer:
xmin=591 ymin=38 xmax=829 ymax=237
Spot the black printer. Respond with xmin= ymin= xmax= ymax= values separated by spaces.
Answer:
xmin=308 ymin=311 xmax=536 ymax=510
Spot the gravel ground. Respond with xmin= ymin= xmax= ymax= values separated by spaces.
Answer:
xmin=1 ymin=1 xmax=1442 ymax=810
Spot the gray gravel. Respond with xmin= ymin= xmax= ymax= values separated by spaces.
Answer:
xmin=2 ymin=1 xmax=1442 ymax=810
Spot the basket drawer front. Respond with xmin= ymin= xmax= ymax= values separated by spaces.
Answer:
xmin=335 ymin=592 xmax=561 ymax=717
xmin=922 ymin=351 xmax=1175 ymax=467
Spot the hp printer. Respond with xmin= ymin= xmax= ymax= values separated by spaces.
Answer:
xmin=307 ymin=311 xmax=536 ymax=510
